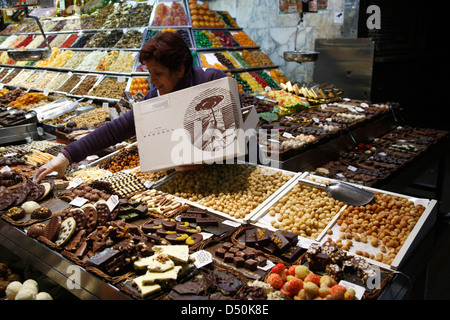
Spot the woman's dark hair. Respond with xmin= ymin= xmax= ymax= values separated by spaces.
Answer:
xmin=139 ymin=32 xmax=193 ymax=74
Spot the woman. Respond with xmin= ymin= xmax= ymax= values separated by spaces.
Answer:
xmin=34 ymin=32 xmax=227 ymax=182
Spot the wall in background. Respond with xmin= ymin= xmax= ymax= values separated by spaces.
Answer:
xmin=208 ymin=0 xmax=345 ymax=84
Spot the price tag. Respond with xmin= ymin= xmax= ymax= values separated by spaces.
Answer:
xmin=102 ymin=102 xmax=109 ymax=109
xmin=106 ymin=194 xmax=119 ymax=212
xmin=191 ymin=250 xmax=212 ymax=268
xmin=118 ymin=76 xmax=126 ymax=83
xmin=296 ymin=238 xmax=317 ymax=249
xmin=43 ymin=89 xmax=50 ymax=96
xmin=339 ymin=280 xmax=365 ymax=300
xmin=86 ymin=155 xmax=99 ymax=161
xmin=313 ymin=117 xmax=320 ymax=123
xmin=144 ymin=180 xmax=155 ymax=189
xmin=360 ymin=102 xmax=369 ymax=108
xmin=0 ymin=165 xmax=11 ymax=173
xmin=70 ymin=196 xmax=88 ymax=207
xmin=222 ymin=220 xmax=241 ymax=228
xmin=414 ymin=198 xmax=429 ymax=208
xmin=320 ymin=104 xmax=327 ymax=109
xmin=347 ymin=165 xmax=358 ymax=172
xmin=282 ymin=132 xmax=295 ymax=139
xmin=67 ymin=178 xmax=83 ymax=189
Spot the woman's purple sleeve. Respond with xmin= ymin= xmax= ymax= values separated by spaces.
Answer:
xmin=61 ymin=68 xmax=226 ymax=164
xmin=62 ymin=109 xmax=136 ymax=163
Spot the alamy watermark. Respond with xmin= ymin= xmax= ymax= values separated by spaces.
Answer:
xmin=366 ymin=5 xmax=381 ymax=30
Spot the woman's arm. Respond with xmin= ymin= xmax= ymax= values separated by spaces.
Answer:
xmin=62 ymin=109 xmax=136 ymax=163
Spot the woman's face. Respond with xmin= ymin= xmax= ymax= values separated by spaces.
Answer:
xmin=146 ymin=59 xmax=184 ymax=96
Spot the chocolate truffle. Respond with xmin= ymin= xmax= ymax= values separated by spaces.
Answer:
xmin=27 ymin=223 xmax=47 ymax=238
xmin=31 ymin=207 xmax=52 ymax=220
xmin=7 ymin=207 xmax=25 ymax=221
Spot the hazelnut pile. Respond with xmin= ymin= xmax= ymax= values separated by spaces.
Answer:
xmin=269 ymin=183 xmax=345 ymax=239
xmin=159 ymin=164 xmax=294 ymax=219
xmin=334 ymin=193 xmax=425 ymax=265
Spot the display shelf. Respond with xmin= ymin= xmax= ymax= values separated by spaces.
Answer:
xmin=0 ymin=219 xmax=132 ymax=300
xmin=249 ymin=172 xmax=438 ymax=271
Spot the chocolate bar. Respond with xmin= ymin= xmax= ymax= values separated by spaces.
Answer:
xmin=307 ymin=252 xmax=329 ymax=271
xmin=244 ymin=259 xmax=258 ymax=271
xmin=196 ymin=217 xmax=218 ymax=227
xmin=326 ymin=264 xmax=343 ymax=280
xmin=87 ymin=248 xmax=120 ymax=269
xmin=281 ymin=245 xmax=303 ymax=263
xmin=270 ymin=231 xmax=290 ymax=253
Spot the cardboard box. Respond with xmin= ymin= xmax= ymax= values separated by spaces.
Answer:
xmin=134 ymin=77 xmax=257 ymax=172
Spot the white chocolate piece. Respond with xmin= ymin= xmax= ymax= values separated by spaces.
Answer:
xmin=152 ymin=245 xmax=189 ymax=264
xmin=132 ymin=276 xmax=161 ymax=298
xmin=141 ymin=266 xmax=181 ymax=285
xmin=134 ymin=253 xmax=174 ymax=272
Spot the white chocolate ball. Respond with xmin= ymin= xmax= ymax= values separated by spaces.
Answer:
xmin=15 ymin=288 xmax=37 ymax=300
xmin=36 ymin=292 xmax=53 ymax=300
xmin=5 ymin=281 xmax=22 ymax=300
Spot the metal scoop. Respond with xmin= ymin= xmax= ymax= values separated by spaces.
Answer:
xmin=298 ymin=178 xmax=375 ymax=206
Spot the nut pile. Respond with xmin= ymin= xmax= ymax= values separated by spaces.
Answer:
xmin=88 ymin=77 xmax=127 ymax=100
xmin=334 ymin=193 xmax=425 ymax=265
xmin=159 ymin=164 xmax=294 ymax=219
xmin=268 ymin=183 xmax=345 ymax=239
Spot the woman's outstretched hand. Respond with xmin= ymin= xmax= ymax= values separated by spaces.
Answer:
xmin=34 ymin=153 xmax=69 ymax=183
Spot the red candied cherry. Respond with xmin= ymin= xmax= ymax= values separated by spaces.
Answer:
xmin=287 ymin=265 xmax=297 ymax=276
xmin=271 ymin=263 xmax=286 ymax=274
xmin=267 ymin=272 xmax=284 ymax=290
xmin=330 ymin=284 xmax=347 ymax=300
xmin=304 ymin=272 xmax=321 ymax=287
xmin=285 ymin=277 xmax=303 ymax=295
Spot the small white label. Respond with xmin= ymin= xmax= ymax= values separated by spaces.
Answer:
xmin=106 ymin=194 xmax=119 ymax=211
xmin=70 ymin=196 xmax=88 ymax=207
xmin=86 ymin=155 xmax=99 ymax=161
xmin=67 ymin=178 xmax=83 ymax=189
xmin=144 ymin=180 xmax=155 ymax=189
xmin=348 ymin=165 xmax=358 ymax=172
xmin=222 ymin=219 xmax=241 ymax=227
xmin=339 ymin=280 xmax=365 ymax=300
xmin=282 ymin=132 xmax=295 ymax=139
xmin=191 ymin=250 xmax=212 ymax=268
xmin=0 ymin=165 xmax=11 ymax=173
